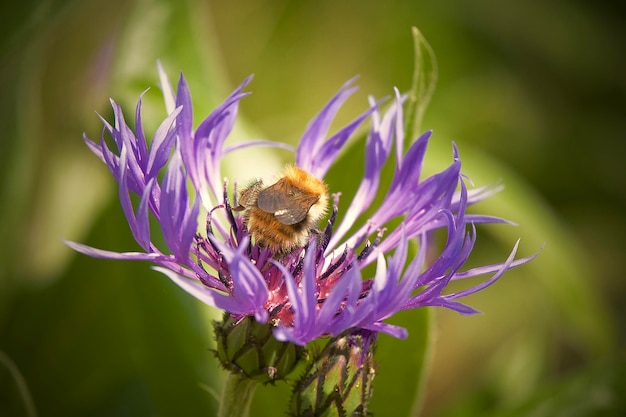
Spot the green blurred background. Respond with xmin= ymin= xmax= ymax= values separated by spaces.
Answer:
xmin=1 ymin=0 xmax=625 ymax=416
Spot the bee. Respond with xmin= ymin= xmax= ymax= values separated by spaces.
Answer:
xmin=234 ymin=165 xmax=329 ymax=254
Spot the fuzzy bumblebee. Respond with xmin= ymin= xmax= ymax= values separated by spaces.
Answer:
xmin=234 ymin=165 xmax=329 ymax=254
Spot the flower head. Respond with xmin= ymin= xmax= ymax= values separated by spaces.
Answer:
xmin=68 ymin=67 xmax=536 ymax=346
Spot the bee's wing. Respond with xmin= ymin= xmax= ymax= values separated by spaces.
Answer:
xmin=236 ymin=180 xmax=264 ymax=209
xmin=257 ymin=179 xmax=318 ymax=225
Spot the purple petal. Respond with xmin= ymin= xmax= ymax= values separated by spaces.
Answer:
xmin=179 ymin=196 xmax=200 ymax=264
xmin=99 ymin=133 xmax=121 ymax=181
xmin=134 ymin=178 xmax=155 ymax=251
xmin=272 ymin=267 xmax=307 ymax=344
xmin=175 ymin=74 xmax=193 ymax=142
xmin=445 ymin=239 xmax=524 ymax=299
xmin=160 ymin=151 xmax=189 ymax=257
xmin=363 ymin=321 xmax=408 ymax=339
xmin=327 ymin=99 xmax=397 ymax=250
xmin=111 ymin=100 xmax=144 ymax=188
xmin=325 ymin=261 xmax=364 ymax=334
xmin=154 ymin=267 xmax=263 ymax=317
xmin=134 ymin=90 xmax=149 ymax=169
xmin=354 ymin=131 xmax=433 ymax=235
xmin=400 ymin=233 xmax=429 ymax=291
xmin=219 ymin=239 xmax=269 ymax=323
xmin=393 ymin=88 xmax=406 ymax=166
xmin=82 ymin=133 xmax=105 ymax=163
xmin=392 ymin=130 xmax=432 ymax=194
xmin=272 ymin=246 xmax=319 ymax=344
xmin=464 ymin=214 xmax=515 ymax=226
xmin=451 ymin=249 xmax=540 ymax=281
xmin=146 ymin=105 xmax=182 ymax=179
xmin=306 ymin=105 xmax=377 ymax=178
xmin=117 ymin=146 xmax=143 ymax=249
xmin=296 ymin=77 xmax=359 ymax=173
xmin=454 ymin=183 xmax=505 ymax=208
xmin=157 ymin=60 xmax=176 ymax=114
xmin=180 ymin=76 xmax=252 ymax=208
xmin=65 ymin=240 xmax=164 ymax=262
xmin=223 ymin=140 xmax=295 ymax=155
xmin=316 ymin=264 xmax=358 ymax=332
xmin=423 ymin=298 xmax=481 ymax=315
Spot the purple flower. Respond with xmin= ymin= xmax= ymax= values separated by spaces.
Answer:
xmin=67 ymin=67 xmax=536 ymax=346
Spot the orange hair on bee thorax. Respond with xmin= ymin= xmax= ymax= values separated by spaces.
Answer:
xmin=236 ymin=165 xmax=329 ymax=255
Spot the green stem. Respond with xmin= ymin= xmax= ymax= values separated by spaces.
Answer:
xmin=218 ymin=373 xmax=259 ymax=417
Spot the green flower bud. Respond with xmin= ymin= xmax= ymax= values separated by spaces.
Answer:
xmin=213 ymin=313 xmax=305 ymax=383
xmin=290 ymin=331 xmax=376 ymax=416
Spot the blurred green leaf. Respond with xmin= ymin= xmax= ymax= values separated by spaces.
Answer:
xmin=438 ymin=355 xmax=626 ymax=417
xmin=0 ymin=201 xmax=223 ymax=417
xmin=501 ymin=356 xmax=626 ymax=417
xmin=370 ymin=308 xmax=433 ymax=417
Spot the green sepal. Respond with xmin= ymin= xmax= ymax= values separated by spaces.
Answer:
xmin=290 ymin=332 xmax=376 ymax=417
xmin=213 ymin=312 xmax=305 ymax=383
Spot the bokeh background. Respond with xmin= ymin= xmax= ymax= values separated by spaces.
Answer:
xmin=1 ymin=0 xmax=625 ymax=416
